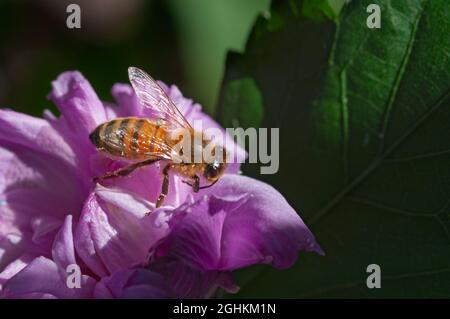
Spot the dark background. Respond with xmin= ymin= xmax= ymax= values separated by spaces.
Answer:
xmin=0 ymin=0 xmax=268 ymax=117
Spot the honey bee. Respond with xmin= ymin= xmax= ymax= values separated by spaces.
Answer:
xmin=89 ymin=67 xmax=227 ymax=208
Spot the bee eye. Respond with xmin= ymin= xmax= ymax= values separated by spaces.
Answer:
xmin=204 ymin=162 xmax=220 ymax=180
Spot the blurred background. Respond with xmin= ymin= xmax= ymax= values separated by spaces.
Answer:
xmin=0 ymin=0 xmax=269 ymax=117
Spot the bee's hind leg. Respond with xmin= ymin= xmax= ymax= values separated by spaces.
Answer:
xmin=93 ymin=158 xmax=160 ymax=183
xmin=155 ymin=164 xmax=171 ymax=209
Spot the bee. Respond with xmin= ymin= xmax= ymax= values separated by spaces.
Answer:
xmin=89 ymin=67 xmax=227 ymax=208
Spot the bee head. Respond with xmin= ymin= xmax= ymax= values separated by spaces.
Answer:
xmin=203 ymin=145 xmax=227 ymax=182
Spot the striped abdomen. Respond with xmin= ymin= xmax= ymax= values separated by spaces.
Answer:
xmin=89 ymin=117 xmax=169 ymax=160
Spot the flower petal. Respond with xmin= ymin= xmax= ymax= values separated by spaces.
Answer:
xmin=45 ymin=72 xmax=109 ymax=183
xmin=75 ymin=188 xmax=170 ymax=276
xmin=0 ymin=110 xmax=76 ymax=167
xmin=0 ymin=141 xmax=84 ymax=219
xmin=52 ymin=215 xmax=76 ymax=270
xmin=0 ymin=234 xmax=25 ymax=272
xmin=73 ymin=193 xmax=109 ymax=277
xmin=95 ymin=259 xmax=237 ymax=299
xmin=0 ymin=253 xmax=35 ymax=291
xmin=94 ymin=268 xmax=173 ymax=299
xmin=111 ymin=83 xmax=141 ymax=117
xmin=1 ymin=256 xmax=95 ymax=298
xmin=30 ymin=215 xmax=63 ymax=253
xmin=152 ymin=174 xmax=323 ymax=271
xmin=148 ymin=258 xmax=239 ymax=298
xmin=48 ymin=71 xmax=107 ymax=136
xmin=0 ymin=144 xmax=83 ymax=265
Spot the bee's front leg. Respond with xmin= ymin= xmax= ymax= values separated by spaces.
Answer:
xmin=192 ymin=175 xmax=200 ymax=193
xmin=181 ymin=176 xmax=200 ymax=192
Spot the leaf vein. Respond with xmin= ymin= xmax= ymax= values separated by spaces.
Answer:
xmin=348 ymin=196 xmax=435 ymax=217
xmin=298 ymin=267 xmax=450 ymax=297
xmin=378 ymin=2 xmax=425 ymax=154
xmin=310 ymin=87 xmax=450 ymax=226
xmin=340 ymin=69 xmax=349 ymax=182
xmin=386 ymin=149 xmax=450 ymax=162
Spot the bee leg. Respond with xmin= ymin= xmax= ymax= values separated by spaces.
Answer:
xmin=181 ymin=176 xmax=200 ymax=192
xmin=155 ymin=164 xmax=171 ymax=209
xmin=93 ymin=158 xmax=160 ymax=183
xmin=192 ymin=175 xmax=200 ymax=193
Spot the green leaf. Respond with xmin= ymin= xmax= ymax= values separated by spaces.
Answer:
xmin=302 ymin=0 xmax=347 ymax=22
xmin=219 ymin=0 xmax=450 ymax=298
xmin=219 ymin=77 xmax=264 ymax=128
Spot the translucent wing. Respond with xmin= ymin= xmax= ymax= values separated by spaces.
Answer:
xmin=128 ymin=67 xmax=192 ymax=130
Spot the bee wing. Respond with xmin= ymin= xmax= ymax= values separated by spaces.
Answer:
xmin=138 ymin=121 xmax=182 ymax=160
xmin=97 ymin=118 xmax=180 ymax=161
xmin=128 ymin=67 xmax=192 ymax=130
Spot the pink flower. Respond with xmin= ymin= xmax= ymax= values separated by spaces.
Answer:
xmin=0 ymin=71 xmax=322 ymax=298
